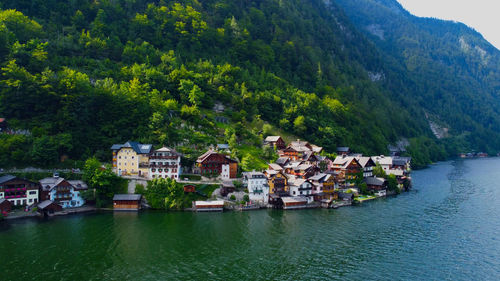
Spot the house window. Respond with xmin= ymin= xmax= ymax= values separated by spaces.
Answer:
xmin=29 ymin=191 xmax=37 ymax=195
xmin=293 ymin=191 xmax=296 ymax=195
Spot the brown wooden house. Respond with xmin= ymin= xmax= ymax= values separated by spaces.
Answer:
xmin=37 ymin=200 xmax=63 ymax=216
xmin=264 ymin=136 xmax=286 ymax=150
xmin=113 ymin=194 xmax=142 ymax=211
xmin=196 ymin=150 xmax=238 ymax=178
xmin=0 ymin=198 xmax=12 ymax=215
xmin=332 ymin=156 xmax=362 ymax=188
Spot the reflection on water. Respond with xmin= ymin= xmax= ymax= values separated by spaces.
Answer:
xmin=1 ymin=159 xmax=500 ymax=280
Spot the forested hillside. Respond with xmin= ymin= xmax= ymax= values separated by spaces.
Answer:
xmin=336 ymin=0 xmax=500 ymax=157
xmin=0 ymin=0 xmax=491 ymax=169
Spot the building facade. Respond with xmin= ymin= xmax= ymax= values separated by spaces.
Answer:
xmin=149 ymin=147 xmax=181 ymax=180
xmin=0 ymin=175 xmax=39 ymax=206
xmin=196 ymin=150 xmax=238 ymax=179
xmin=111 ymin=141 xmax=153 ymax=177
xmin=39 ymin=177 xmax=88 ymax=208
xmin=242 ymin=171 xmax=269 ymax=203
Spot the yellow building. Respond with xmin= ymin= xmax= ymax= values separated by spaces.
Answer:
xmin=266 ymin=170 xmax=288 ymax=195
xmin=111 ymin=141 xmax=152 ymax=178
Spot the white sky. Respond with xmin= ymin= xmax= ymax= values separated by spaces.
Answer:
xmin=397 ymin=0 xmax=500 ymax=50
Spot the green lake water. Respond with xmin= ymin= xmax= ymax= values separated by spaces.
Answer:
xmin=1 ymin=158 xmax=500 ymax=280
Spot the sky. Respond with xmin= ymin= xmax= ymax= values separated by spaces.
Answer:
xmin=397 ymin=0 xmax=500 ymax=49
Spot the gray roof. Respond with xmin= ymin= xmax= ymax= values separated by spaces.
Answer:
xmin=365 ymin=177 xmax=385 ymax=186
xmin=268 ymin=163 xmax=283 ymax=171
xmin=337 ymin=147 xmax=350 ymax=152
xmin=309 ymin=173 xmax=327 ymax=181
xmin=113 ymin=194 xmax=142 ymax=201
xmin=275 ymin=157 xmax=289 ymax=165
xmin=110 ymin=141 xmax=152 ymax=154
xmin=265 ymin=136 xmax=282 ymax=142
xmin=0 ymin=198 xmax=8 ymax=205
xmin=37 ymin=200 xmax=60 ymax=209
xmin=242 ymin=171 xmax=266 ymax=179
xmin=393 ymin=157 xmax=411 ymax=166
xmin=68 ymin=180 xmax=88 ymax=190
xmin=217 ymin=144 xmax=230 ymax=149
xmin=0 ymin=175 xmax=16 ymax=184
xmin=39 ymin=177 xmax=65 ymax=191
xmin=339 ymin=192 xmax=354 ymax=200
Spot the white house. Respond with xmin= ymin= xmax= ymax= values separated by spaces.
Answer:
xmin=288 ymin=178 xmax=314 ymax=203
xmin=371 ymin=155 xmax=393 ymax=172
xmin=242 ymin=171 xmax=269 ymax=203
xmin=149 ymin=147 xmax=181 ymax=180
xmin=39 ymin=177 xmax=88 ymax=208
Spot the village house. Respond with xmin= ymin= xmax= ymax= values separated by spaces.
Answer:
xmin=0 ymin=198 xmax=12 ymax=215
xmin=288 ymin=178 xmax=313 ymax=203
xmin=196 ymin=150 xmax=238 ymax=179
xmin=391 ymin=157 xmax=412 ymax=174
xmin=337 ymin=147 xmax=350 ymax=156
xmin=372 ymin=155 xmax=392 ymax=173
xmin=268 ymin=163 xmax=284 ymax=171
xmin=113 ymin=194 xmax=142 ymax=211
xmin=266 ymin=170 xmax=288 ymax=198
xmin=275 ymin=157 xmax=290 ymax=167
xmin=309 ymin=173 xmax=337 ymax=201
xmin=290 ymin=164 xmax=317 ymax=179
xmin=264 ymin=136 xmax=286 ymax=150
xmin=356 ymin=156 xmax=376 ymax=178
xmin=242 ymin=171 xmax=269 ymax=203
xmin=365 ymin=177 xmax=386 ymax=192
xmin=37 ymin=200 xmax=63 ymax=216
xmin=279 ymin=139 xmax=312 ymax=160
xmin=0 ymin=175 xmax=40 ymax=207
xmin=302 ymin=151 xmax=320 ymax=165
xmin=220 ymin=180 xmax=236 ymax=197
xmin=111 ymin=141 xmax=153 ymax=177
xmin=149 ymin=147 xmax=181 ymax=180
xmin=332 ymin=156 xmax=362 ymax=188
xmin=39 ymin=176 xmax=88 ymax=208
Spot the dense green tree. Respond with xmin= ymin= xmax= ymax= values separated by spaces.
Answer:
xmin=83 ymin=157 xmax=127 ymax=207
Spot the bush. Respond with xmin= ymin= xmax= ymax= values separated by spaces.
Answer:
xmin=135 ymin=184 xmax=146 ymax=195
xmin=230 ymin=194 xmax=236 ymax=201
xmin=243 ymin=194 xmax=249 ymax=202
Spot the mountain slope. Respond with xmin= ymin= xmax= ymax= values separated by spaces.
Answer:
xmin=0 ymin=0 xmax=488 ymax=169
xmin=335 ymin=0 xmax=500 ymax=154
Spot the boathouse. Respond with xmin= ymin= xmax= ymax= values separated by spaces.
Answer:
xmin=37 ymin=200 xmax=63 ymax=216
xmin=194 ymin=200 xmax=224 ymax=212
xmin=113 ymin=194 xmax=142 ymax=211
xmin=282 ymin=196 xmax=308 ymax=210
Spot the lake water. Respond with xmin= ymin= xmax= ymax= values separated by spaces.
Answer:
xmin=1 ymin=158 xmax=500 ymax=280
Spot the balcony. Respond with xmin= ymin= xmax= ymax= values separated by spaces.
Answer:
xmin=149 ymin=164 xmax=179 ymax=168
xmin=5 ymin=195 xmax=27 ymax=199
xmin=150 ymin=155 xmax=178 ymax=160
